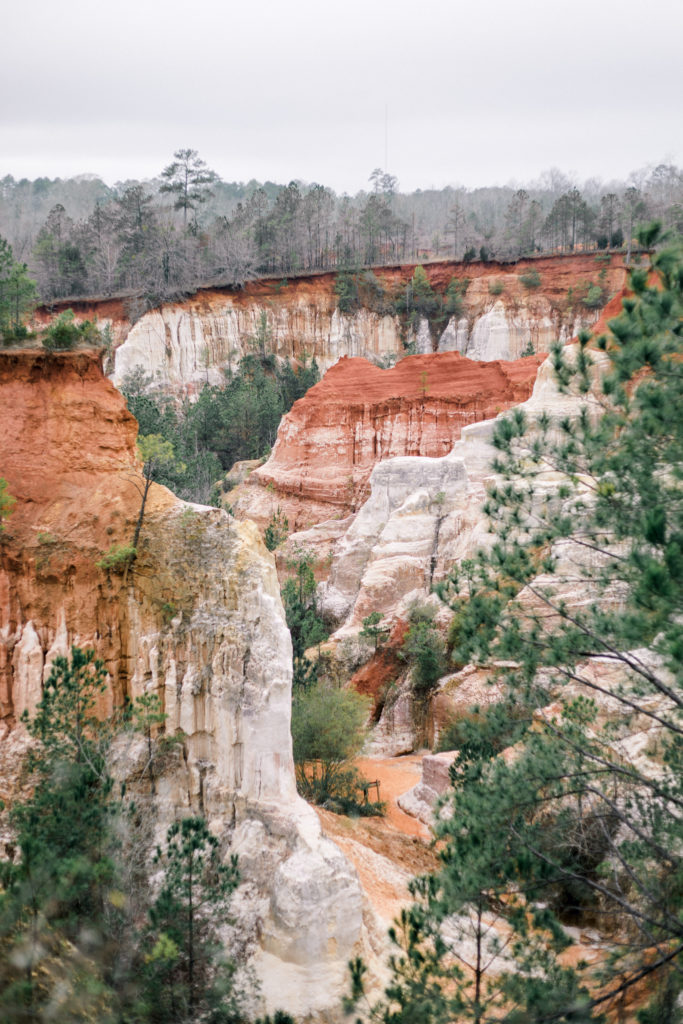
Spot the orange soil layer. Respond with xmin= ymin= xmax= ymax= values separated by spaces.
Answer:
xmin=248 ymin=351 xmax=545 ymax=525
xmin=305 ymin=350 xmax=545 ymax=404
xmin=0 ymin=348 xmax=171 ymax=719
xmin=38 ymin=252 xmax=628 ymax=323
xmin=202 ymin=252 xmax=628 ymax=308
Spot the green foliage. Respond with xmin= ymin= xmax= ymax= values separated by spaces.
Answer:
xmin=127 ymin=692 xmax=168 ymax=795
xmin=281 ymin=549 xmax=328 ymax=688
xmin=291 ymin=683 xmax=376 ymax=812
xmin=0 ymin=647 xmax=119 ymax=1020
xmin=140 ymin=817 xmax=240 ymax=1023
xmin=132 ymin=434 xmax=185 ymax=549
xmin=0 ymin=477 xmax=14 ymax=533
xmin=518 ymin=268 xmax=542 ymax=289
xmin=359 ymin=611 xmax=389 ymax=651
xmin=335 ymin=270 xmax=360 ymax=313
xmin=42 ymin=308 xmax=80 ymax=350
xmin=6 ymin=163 xmax=682 ymax=306
xmin=582 ymin=282 xmax=605 ymax=309
xmin=393 ymin=268 xmax=469 ymax=339
xmin=400 ymin=603 xmax=446 ymax=698
xmin=264 ymin=506 xmax=289 ymax=550
xmin=0 ymin=647 xmax=252 ymax=1023
xmin=355 ymin=230 xmax=683 ymax=1022
xmin=409 ymin=265 xmax=439 ymax=318
xmin=247 ymin=310 xmax=273 ymax=360
xmin=119 ymin=355 xmax=319 ymax=505
xmin=137 ymin=432 xmax=178 ymax=471
xmin=22 ymin=645 xmax=110 ymax=771
xmin=96 ymin=542 xmax=137 ymax=572
xmin=336 ymin=267 xmax=469 ymax=334
xmin=436 ymin=700 xmax=531 ymax=758
xmin=160 ymin=148 xmax=218 ymax=231
xmin=636 ymin=972 xmax=682 ymax=1024
xmin=42 ymin=308 xmax=103 ymax=351
xmin=0 ymin=236 xmax=37 ymax=342
xmin=444 ymin=275 xmax=470 ymax=316
xmin=334 ymin=269 xmax=395 ymax=316
xmin=488 ymin=278 xmax=504 ymax=296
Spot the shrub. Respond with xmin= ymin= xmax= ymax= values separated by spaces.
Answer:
xmin=43 ymin=309 xmax=80 ymax=350
xmin=291 ymin=682 xmax=373 ymax=812
xmin=42 ymin=309 xmax=103 ymax=351
xmin=96 ymin=543 xmax=137 ymax=572
xmin=320 ymin=767 xmax=386 ymax=817
xmin=264 ymin=506 xmax=289 ymax=550
xmin=335 ymin=270 xmax=360 ymax=313
xmin=518 ymin=269 xmax=541 ymax=290
xmin=406 ymin=265 xmax=439 ymax=319
xmin=582 ymin=283 xmax=606 ymax=309
xmin=444 ymin=276 xmax=470 ymax=316
xmin=488 ymin=279 xmax=504 ymax=296
xmin=0 ymin=323 xmax=33 ymax=346
xmin=436 ymin=702 xmax=532 ymax=757
xmin=400 ymin=602 xmax=446 ymax=697
xmin=359 ymin=611 xmax=389 ymax=650
xmin=0 ymin=477 xmax=14 ymax=533
xmin=282 ymin=549 xmax=328 ymax=688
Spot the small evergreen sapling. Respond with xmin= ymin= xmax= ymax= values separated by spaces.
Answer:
xmin=141 ymin=817 xmax=240 ymax=1023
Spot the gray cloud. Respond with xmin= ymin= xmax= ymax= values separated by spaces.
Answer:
xmin=2 ymin=0 xmax=681 ymax=190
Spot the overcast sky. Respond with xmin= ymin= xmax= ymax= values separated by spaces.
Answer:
xmin=2 ymin=0 xmax=681 ymax=193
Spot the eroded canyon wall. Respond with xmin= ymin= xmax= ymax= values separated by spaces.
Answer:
xmin=106 ymin=254 xmax=627 ymax=391
xmin=319 ymin=292 xmax=627 ymax=637
xmin=229 ymin=351 xmax=544 ymax=531
xmin=0 ymin=348 xmax=368 ymax=1019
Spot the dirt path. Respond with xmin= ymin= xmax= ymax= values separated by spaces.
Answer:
xmin=315 ymin=753 xmax=436 ymax=924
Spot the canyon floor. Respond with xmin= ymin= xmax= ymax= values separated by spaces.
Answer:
xmin=317 ymin=754 xmax=437 ymax=927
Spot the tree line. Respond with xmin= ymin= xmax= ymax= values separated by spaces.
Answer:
xmin=0 ymin=153 xmax=681 ymax=313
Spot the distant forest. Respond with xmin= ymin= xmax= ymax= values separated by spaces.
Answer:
xmin=1 ymin=151 xmax=681 ymax=314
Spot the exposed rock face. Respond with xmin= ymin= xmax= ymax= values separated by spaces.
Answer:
xmin=107 ymin=254 xmax=626 ymax=392
xmin=317 ymin=319 xmax=620 ymax=637
xmin=233 ymin=351 xmax=544 ymax=531
xmin=311 ymin=302 xmax=623 ymax=760
xmin=0 ymin=348 xmax=367 ymax=1019
xmin=113 ymin=291 xmax=404 ymax=391
xmin=397 ymin=751 xmax=457 ymax=825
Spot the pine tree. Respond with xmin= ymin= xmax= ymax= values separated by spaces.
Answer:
xmin=282 ymin=549 xmax=327 ymax=689
xmin=139 ymin=818 xmax=241 ymax=1024
xmin=0 ymin=236 xmax=36 ymax=340
xmin=350 ymin=227 xmax=683 ymax=1022
xmin=160 ymin=149 xmax=218 ymax=232
xmin=0 ymin=648 xmax=119 ymax=1022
